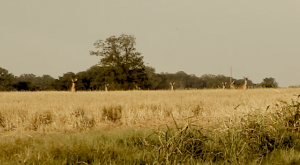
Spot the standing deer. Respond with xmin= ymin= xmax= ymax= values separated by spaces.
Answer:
xmin=71 ymin=78 xmax=77 ymax=92
xmin=230 ymin=81 xmax=236 ymax=89
xmin=170 ymin=82 xmax=175 ymax=91
xmin=222 ymin=82 xmax=227 ymax=89
xmin=105 ymin=84 xmax=109 ymax=92
xmin=237 ymin=77 xmax=248 ymax=90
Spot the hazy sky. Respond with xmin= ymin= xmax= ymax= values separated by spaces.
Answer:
xmin=1 ymin=1 xmax=300 ymax=87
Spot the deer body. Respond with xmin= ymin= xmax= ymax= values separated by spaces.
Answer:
xmin=237 ymin=77 xmax=248 ymax=90
xmin=71 ymin=78 xmax=77 ymax=92
xmin=170 ymin=82 xmax=175 ymax=91
xmin=105 ymin=84 xmax=109 ymax=92
xmin=230 ymin=81 xmax=236 ymax=89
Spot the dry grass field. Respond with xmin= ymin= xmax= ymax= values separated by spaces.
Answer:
xmin=0 ymin=88 xmax=299 ymax=133
xmin=1 ymin=88 xmax=300 ymax=164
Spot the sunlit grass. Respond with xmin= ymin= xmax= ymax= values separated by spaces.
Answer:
xmin=0 ymin=88 xmax=299 ymax=132
xmin=0 ymin=88 xmax=300 ymax=164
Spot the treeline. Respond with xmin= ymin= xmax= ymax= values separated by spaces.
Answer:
xmin=0 ymin=34 xmax=279 ymax=91
xmin=0 ymin=66 xmax=264 ymax=91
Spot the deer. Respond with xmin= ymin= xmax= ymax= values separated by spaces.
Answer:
xmin=230 ymin=81 xmax=236 ymax=89
xmin=105 ymin=84 xmax=109 ymax=92
xmin=71 ymin=78 xmax=77 ymax=92
xmin=170 ymin=82 xmax=175 ymax=91
xmin=237 ymin=77 xmax=248 ymax=90
xmin=222 ymin=82 xmax=227 ymax=89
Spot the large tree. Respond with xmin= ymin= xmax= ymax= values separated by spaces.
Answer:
xmin=90 ymin=34 xmax=149 ymax=90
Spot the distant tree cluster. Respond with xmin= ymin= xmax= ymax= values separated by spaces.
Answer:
xmin=0 ymin=68 xmax=55 ymax=91
xmin=261 ymin=77 xmax=278 ymax=88
xmin=0 ymin=65 xmax=263 ymax=91
xmin=145 ymin=68 xmax=256 ymax=90
xmin=289 ymin=85 xmax=300 ymax=88
xmin=0 ymin=34 xmax=279 ymax=91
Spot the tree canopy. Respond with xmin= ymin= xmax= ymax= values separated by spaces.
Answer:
xmin=90 ymin=34 xmax=149 ymax=90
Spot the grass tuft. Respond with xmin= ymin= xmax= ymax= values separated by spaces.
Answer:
xmin=102 ymin=105 xmax=122 ymax=123
xmin=70 ymin=108 xmax=95 ymax=130
xmin=193 ymin=104 xmax=204 ymax=116
xmin=31 ymin=111 xmax=53 ymax=131
xmin=0 ymin=112 xmax=5 ymax=128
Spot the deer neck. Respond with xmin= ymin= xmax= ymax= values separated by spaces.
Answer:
xmin=244 ymin=80 xmax=247 ymax=87
xmin=71 ymin=83 xmax=76 ymax=92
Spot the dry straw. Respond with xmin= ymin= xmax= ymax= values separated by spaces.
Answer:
xmin=0 ymin=88 xmax=299 ymax=134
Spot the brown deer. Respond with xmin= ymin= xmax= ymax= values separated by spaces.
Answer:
xmin=222 ymin=82 xmax=227 ymax=89
xmin=230 ymin=81 xmax=236 ymax=89
xmin=170 ymin=82 xmax=175 ymax=91
xmin=105 ymin=84 xmax=109 ymax=92
xmin=71 ymin=78 xmax=77 ymax=92
xmin=237 ymin=77 xmax=248 ymax=90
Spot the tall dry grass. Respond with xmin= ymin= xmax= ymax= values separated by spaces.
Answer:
xmin=0 ymin=88 xmax=299 ymax=134
xmin=1 ymin=88 xmax=300 ymax=164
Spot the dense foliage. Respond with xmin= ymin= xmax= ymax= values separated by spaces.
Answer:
xmin=261 ymin=77 xmax=279 ymax=88
xmin=90 ymin=34 xmax=150 ymax=90
xmin=0 ymin=66 xmax=261 ymax=91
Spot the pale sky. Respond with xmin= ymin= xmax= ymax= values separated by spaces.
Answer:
xmin=1 ymin=1 xmax=300 ymax=87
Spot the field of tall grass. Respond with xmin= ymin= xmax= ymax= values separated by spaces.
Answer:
xmin=0 ymin=88 xmax=300 ymax=164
